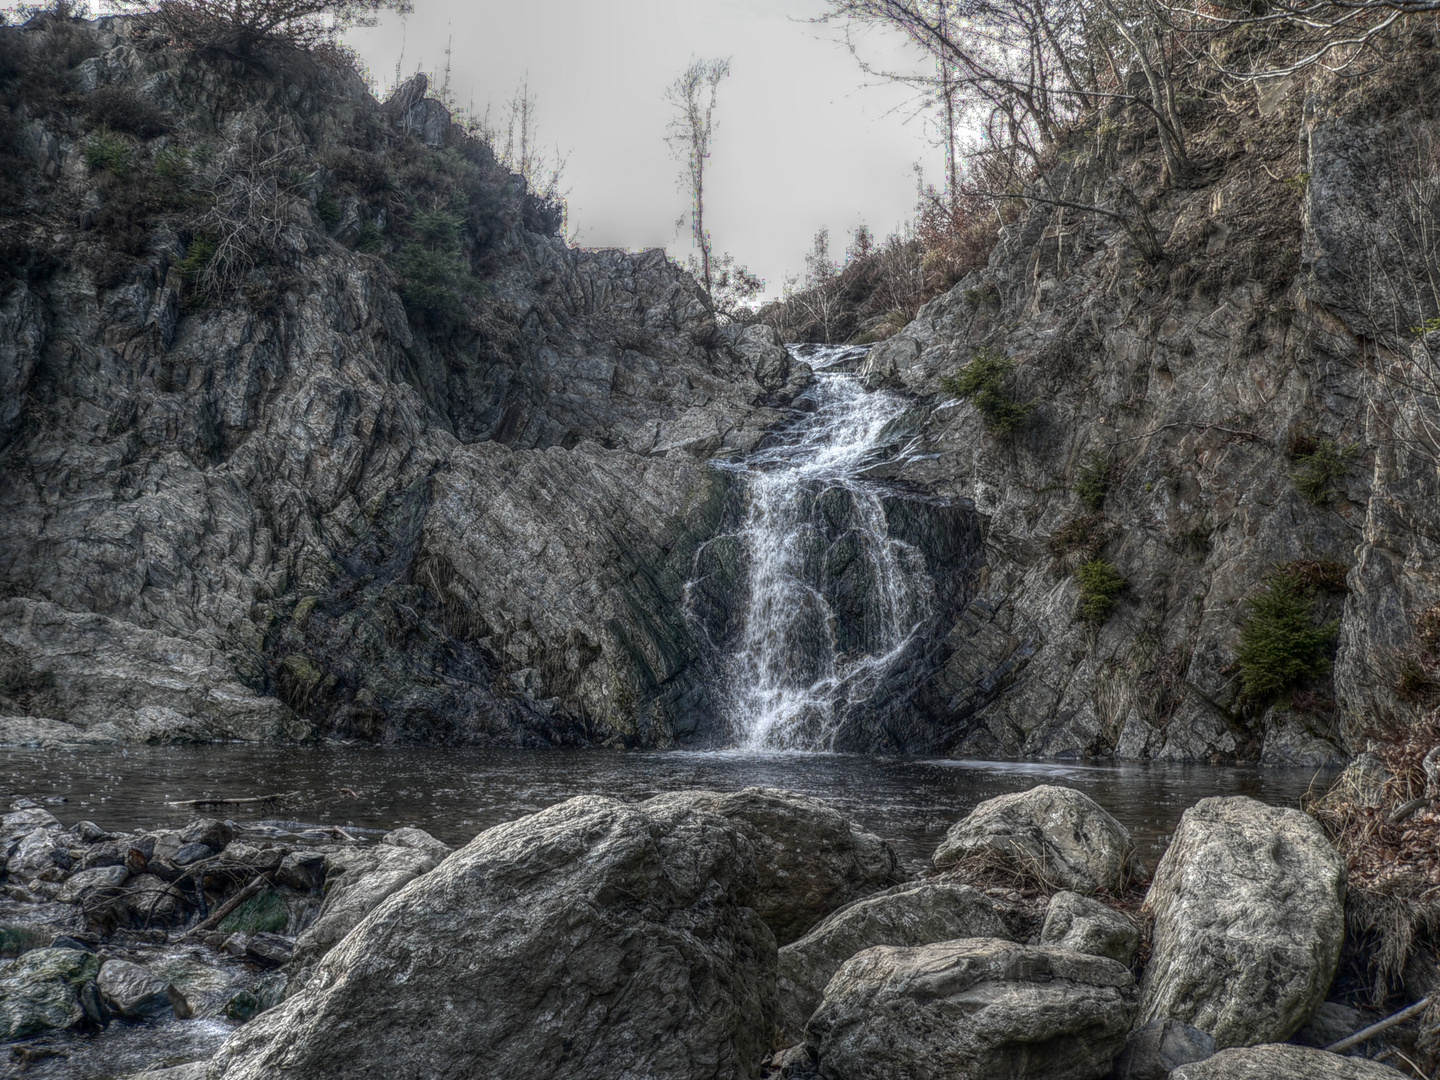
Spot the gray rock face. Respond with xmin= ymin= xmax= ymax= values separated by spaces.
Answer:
xmin=0 ymin=947 xmax=100 ymax=1039
xmin=1112 ymin=1018 xmax=1216 ymax=1080
xmin=1138 ymin=796 xmax=1346 ymax=1048
xmin=1039 ymin=890 xmax=1140 ymax=964
xmin=1294 ymin=1002 xmax=1366 ymax=1049
xmin=0 ymin=15 xmax=803 ymax=750
xmin=646 ymin=787 xmax=899 ymax=945
xmin=776 ymin=880 xmax=1008 ymax=1040
xmin=56 ymin=864 xmax=129 ymax=903
xmin=97 ymin=958 xmax=182 ymax=1020
xmin=378 ymin=826 xmax=450 ymax=860
xmin=933 ymin=784 xmax=1134 ymax=894
xmin=805 ymin=938 xmax=1136 ymax=1080
xmin=211 ymin=794 xmax=776 ymax=1080
xmin=6 ymin=826 xmax=73 ymax=882
xmin=0 ymin=715 xmax=119 ymax=746
xmin=1169 ymin=1045 xmax=1404 ymax=1079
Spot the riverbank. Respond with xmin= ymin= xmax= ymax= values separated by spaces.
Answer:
xmin=5 ymin=751 xmax=1427 ymax=1080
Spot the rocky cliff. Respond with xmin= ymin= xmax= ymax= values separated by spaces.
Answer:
xmin=0 ymin=10 xmax=808 ymax=746
xmin=860 ymin=38 xmax=1440 ymax=762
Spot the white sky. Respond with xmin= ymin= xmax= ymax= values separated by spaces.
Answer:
xmin=345 ymin=1 xmax=945 ymax=298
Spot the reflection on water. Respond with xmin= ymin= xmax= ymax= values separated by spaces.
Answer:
xmin=1 ymin=745 xmax=1336 ymax=870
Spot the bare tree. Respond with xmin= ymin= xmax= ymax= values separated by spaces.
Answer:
xmin=665 ymin=58 xmax=730 ymax=296
xmin=472 ymin=77 xmax=572 ymax=237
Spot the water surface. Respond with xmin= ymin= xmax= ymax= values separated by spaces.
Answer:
xmin=2 ymin=744 xmax=1336 ymax=869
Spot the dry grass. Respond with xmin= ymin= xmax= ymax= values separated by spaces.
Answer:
xmin=1309 ymin=715 xmax=1440 ymax=1005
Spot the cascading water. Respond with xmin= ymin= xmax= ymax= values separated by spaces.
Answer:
xmin=689 ymin=343 xmax=934 ymax=751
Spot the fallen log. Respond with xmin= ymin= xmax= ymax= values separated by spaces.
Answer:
xmin=164 ymin=791 xmax=300 ymax=810
xmin=182 ymin=874 xmax=270 ymax=940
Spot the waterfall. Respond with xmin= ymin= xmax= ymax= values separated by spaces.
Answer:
xmin=689 ymin=344 xmax=934 ymax=751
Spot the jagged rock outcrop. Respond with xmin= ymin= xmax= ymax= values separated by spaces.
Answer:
xmin=207 ymin=794 xmax=778 ymax=1080
xmin=855 ymin=56 xmax=1440 ymax=760
xmin=0 ymin=12 xmax=806 ymax=747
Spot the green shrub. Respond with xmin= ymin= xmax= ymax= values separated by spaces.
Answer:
xmin=83 ymin=130 xmax=134 ymax=179
xmin=356 ymin=220 xmax=383 ymax=253
xmin=176 ymin=233 xmax=217 ymax=307
xmin=1236 ymin=572 xmax=1338 ymax=701
xmin=392 ymin=242 xmax=477 ymax=327
xmin=1076 ymin=559 xmax=1126 ymax=622
xmin=1075 ymin=451 xmax=1112 ymax=511
xmin=315 ymin=190 xmax=342 ymax=231
xmin=153 ymin=145 xmax=192 ymax=185
xmin=940 ymin=348 xmax=1033 ymax=434
xmin=1289 ymin=437 xmax=1355 ymax=505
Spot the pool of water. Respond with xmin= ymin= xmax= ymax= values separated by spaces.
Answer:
xmin=1 ymin=745 xmax=1338 ymax=871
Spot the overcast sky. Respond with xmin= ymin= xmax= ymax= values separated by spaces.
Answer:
xmin=345 ymin=1 xmax=943 ymax=298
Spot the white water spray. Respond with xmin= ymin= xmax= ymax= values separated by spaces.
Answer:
xmin=699 ymin=344 xmax=932 ymax=751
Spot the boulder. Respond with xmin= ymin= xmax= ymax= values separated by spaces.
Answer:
xmin=2 ymin=806 xmax=61 ymax=854
xmin=97 ymin=958 xmax=184 ymax=1020
xmin=6 ymin=826 xmax=73 ymax=881
xmin=285 ymin=842 xmax=441 ymax=987
xmin=1039 ymin=890 xmax=1140 ymax=964
xmin=118 ymin=873 xmax=190 ymax=927
xmin=646 ymin=787 xmax=899 ymax=944
xmin=379 ymin=826 xmax=451 ymax=860
xmin=180 ymin=818 xmax=234 ymax=850
xmin=1169 ymin=1044 xmax=1404 ymax=1079
xmin=776 ymin=880 xmax=1008 ymax=1040
xmin=1112 ymin=1018 xmax=1217 ymax=1080
xmin=932 ymin=784 xmax=1134 ymax=894
xmin=56 ymin=863 xmax=129 ymax=903
xmin=209 ymin=794 xmax=776 ymax=1080
xmin=805 ymin=938 xmax=1136 ymax=1080
xmin=0 ymin=947 xmax=100 ymax=1039
xmin=1137 ymin=796 xmax=1346 ymax=1048
xmin=275 ymin=850 xmax=325 ymax=891
xmin=246 ymin=932 xmax=294 ymax=967
xmin=123 ymin=1065 xmax=212 ymax=1080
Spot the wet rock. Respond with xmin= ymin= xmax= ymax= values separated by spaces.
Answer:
xmin=181 ymin=818 xmax=235 ymax=850
xmin=79 ymin=839 xmax=129 ymax=870
xmin=1039 ymin=890 xmax=1140 ymax=964
xmin=73 ymin=820 xmax=111 ymax=843
xmin=245 ymin=932 xmax=294 ymax=968
xmin=805 ymin=938 xmax=1136 ymax=1080
xmin=776 ymin=880 xmax=1008 ymax=1040
xmin=6 ymin=827 xmax=74 ymax=882
xmin=2 ymin=806 xmax=61 ymax=852
xmin=1168 ymin=1044 xmax=1405 ymax=1079
xmin=0 ymin=715 xmax=119 ymax=747
xmin=932 ymin=784 xmax=1134 ymax=895
xmin=0 ymin=947 xmax=101 ymax=1039
xmin=97 ymin=958 xmax=183 ymax=1020
xmin=56 ymin=863 xmax=129 ymax=903
xmin=125 ymin=1064 xmax=212 ymax=1080
xmin=379 ymin=826 xmax=450 ymax=861
xmin=1112 ymin=1018 xmax=1216 ymax=1080
xmin=275 ymin=851 xmax=325 ymax=891
xmin=646 ymin=787 xmax=899 ymax=944
xmin=211 ymin=794 xmax=776 ymax=1080
xmin=173 ymin=842 xmax=215 ymax=866
xmin=285 ymin=841 xmax=441 ymax=986
xmin=118 ymin=873 xmax=190 ymax=927
xmin=0 ymin=923 xmax=54 ymax=957
xmin=224 ymin=972 xmax=286 ymax=1023
xmin=1137 ymin=796 xmax=1346 ymax=1048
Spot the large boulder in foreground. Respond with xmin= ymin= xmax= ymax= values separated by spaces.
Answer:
xmin=1137 ymin=796 xmax=1346 ymax=1048
xmin=776 ymin=880 xmax=1008 ymax=1040
xmin=209 ymin=794 xmax=776 ymax=1080
xmin=1169 ymin=1044 xmax=1403 ymax=1079
xmin=647 ymin=788 xmax=899 ymax=944
xmin=285 ymin=832 xmax=447 ymax=990
xmin=805 ymin=938 xmax=1136 ymax=1080
xmin=933 ymin=784 xmax=1134 ymax=894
